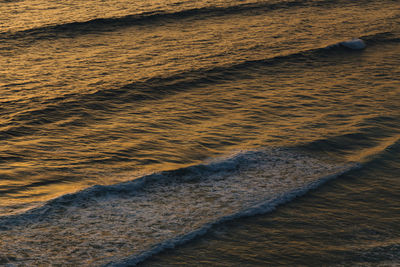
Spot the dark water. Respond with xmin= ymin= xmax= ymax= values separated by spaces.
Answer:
xmin=140 ymin=145 xmax=400 ymax=266
xmin=0 ymin=0 xmax=399 ymax=266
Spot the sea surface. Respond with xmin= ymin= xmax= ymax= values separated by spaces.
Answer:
xmin=0 ymin=0 xmax=399 ymax=266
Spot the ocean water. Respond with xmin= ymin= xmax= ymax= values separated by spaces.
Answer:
xmin=0 ymin=0 xmax=399 ymax=266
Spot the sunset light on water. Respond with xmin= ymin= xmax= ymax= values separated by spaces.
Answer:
xmin=0 ymin=0 xmax=399 ymax=265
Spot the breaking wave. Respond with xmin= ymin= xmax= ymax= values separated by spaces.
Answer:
xmin=0 ymin=147 xmax=357 ymax=266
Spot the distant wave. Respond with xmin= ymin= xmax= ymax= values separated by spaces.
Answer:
xmin=0 ymin=0 xmax=378 ymax=42
xmin=0 ymin=30 xmax=398 ymax=142
xmin=0 ymin=1 xmax=302 ymax=39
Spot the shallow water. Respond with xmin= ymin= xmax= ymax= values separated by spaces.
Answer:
xmin=0 ymin=0 xmax=399 ymax=265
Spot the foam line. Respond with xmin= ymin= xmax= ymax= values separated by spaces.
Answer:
xmin=0 ymin=148 xmax=358 ymax=266
xmin=109 ymin=163 xmax=360 ymax=266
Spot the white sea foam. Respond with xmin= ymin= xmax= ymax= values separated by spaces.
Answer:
xmin=0 ymin=148 xmax=357 ymax=266
xmin=340 ymin=38 xmax=366 ymax=50
xmin=325 ymin=38 xmax=367 ymax=50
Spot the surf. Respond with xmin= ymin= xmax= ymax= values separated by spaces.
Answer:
xmin=0 ymin=147 xmax=356 ymax=266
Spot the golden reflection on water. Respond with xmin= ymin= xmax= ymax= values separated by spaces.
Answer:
xmin=0 ymin=0 xmax=399 ymax=216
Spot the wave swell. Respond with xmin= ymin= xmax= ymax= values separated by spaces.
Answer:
xmin=0 ymin=0 xmax=378 ymax=42
xmin=1 ymin=31 xmax=398 ymax=142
